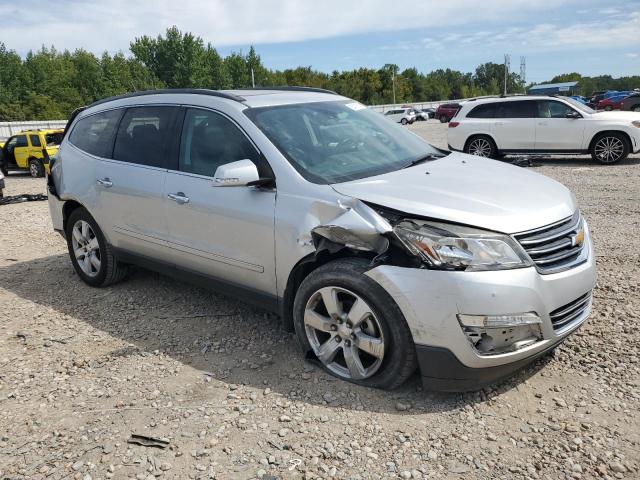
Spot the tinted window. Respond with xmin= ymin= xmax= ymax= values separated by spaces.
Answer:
xmin=15 ymin=135 xmax=28 ymax=147
xmin=30 ymin=134 xmax=41 ymax=147
xmin=467 ymin=103 xmax=496 ymax=118
xmin=113 ymin=106 xmax=178 ymax=167
xmin=536 ymin=100 xmax=578 ymax=118
xmin=179 ymin=108 xmax=259 ymax=177
xmin=45 ymin=132 xmax=63 ymax=146
xmin=69 ymin=110 xmax=122 ymax=158
xmin=494 ymin=100 xmax=536 ymax=118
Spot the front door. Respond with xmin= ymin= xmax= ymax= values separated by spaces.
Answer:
xmin=534 ymin=100 xmax=585 ymax=151
xmin=492 ymin=100 xmax=537 ymax=151
xmin=163 ymin=107 xmax=276 ymax=294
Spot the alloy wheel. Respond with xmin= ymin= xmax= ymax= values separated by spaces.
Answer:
xmin=71 ymin=220 xmax=101 ymax=277
xmin=304 ymin=286 xmax=385 ymax=380
xmin=594 ymin=136 xmax=624 ymax=163
xmin=29 ymin=162 xmax=39 ymax=177
xmin=467 ymin=138 xmax=492 ymax=157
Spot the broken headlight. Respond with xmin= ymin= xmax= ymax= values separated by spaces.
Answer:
xmin=393 ymin=219 xmax=531 ymax=271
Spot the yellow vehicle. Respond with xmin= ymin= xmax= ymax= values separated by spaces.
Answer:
xmin=0 ymin=129 xmax=64 ymax=177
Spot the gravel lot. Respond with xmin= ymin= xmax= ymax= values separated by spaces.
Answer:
xmin=1 ymin=121 xmax=639 ymax=480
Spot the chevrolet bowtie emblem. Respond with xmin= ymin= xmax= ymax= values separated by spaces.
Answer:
xmin=571 ymin=229 xmax=585 ymax=247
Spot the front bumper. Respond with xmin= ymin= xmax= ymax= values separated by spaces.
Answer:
xmin=366 ymin=238 xmax=596 ymax=391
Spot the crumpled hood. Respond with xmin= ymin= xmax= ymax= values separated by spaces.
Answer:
xmin=331 ymin=153 xmax=576 ymax=234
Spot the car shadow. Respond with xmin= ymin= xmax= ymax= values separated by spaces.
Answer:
xmin=0 ymin=253 xmax=554 ymax=414
xmin=502 ymin=155 xmax=640 ymax=167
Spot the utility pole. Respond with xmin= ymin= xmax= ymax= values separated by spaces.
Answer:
xmin=392 ymin=70 xmax=396 ymax=104
xmin=503 ymin=54 xmax=511 ymax=96
xmin=519 ymin=56 xmax=526 ymax=93
xmin=251 ymin=68 xmax=255 ymax=88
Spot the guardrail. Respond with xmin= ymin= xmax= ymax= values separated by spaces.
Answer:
xmin=0 ymin=120 xmax=67 ymax=141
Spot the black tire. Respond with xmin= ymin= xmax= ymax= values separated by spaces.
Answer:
xmin=589 ymin=132 xmax=630 ymax=165
xmin=293 ymin=258 xmax=417 ymax=390
xmin=464 ymin=135 xmax=497 ymax=159
xmin=65 ymin=207 xmax=128 ymax=287
xmin=439 ymin=116 xmax=447 ymax=123
xmin=632 ymin=105 xmax=640 ymax=112
xmin=401 ymin=118 xmax=408 ymax=125
xmin=29 ymin=158 xmax=45 ymax=178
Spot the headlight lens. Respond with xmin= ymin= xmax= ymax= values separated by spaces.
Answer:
xmin=394 ymin=219 xmax=531 ymax=271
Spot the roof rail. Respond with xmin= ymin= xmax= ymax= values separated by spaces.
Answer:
xmin=87 ymin=88 xmax=247 ymax=109
xmin=235 ymin=86 xmax=338 ymax=95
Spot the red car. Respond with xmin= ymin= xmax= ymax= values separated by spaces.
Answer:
xmin=435 ymin=103 xmax=461 ymax=122
xmin=597 ymin=95 xmax=628 ymax=111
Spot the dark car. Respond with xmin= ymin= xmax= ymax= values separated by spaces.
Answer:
xmin=416 ymin=108 xmax=436 ymax=120
xmin=435 ymin=103 xmax=461 ymax=122
xmin=620 ymin=92 xmax=640 ymax=112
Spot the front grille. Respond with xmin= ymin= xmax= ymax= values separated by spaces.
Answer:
xmin=549 ymin=291 xmax=592 ymax=331
xmin=514 ymin=211 xmax=587 ymax=274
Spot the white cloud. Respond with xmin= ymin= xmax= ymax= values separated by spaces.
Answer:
xmin=0 ymin=0 xmax=575 ymax=54
xmin=625 ymin=52 xmax=639 ymax=58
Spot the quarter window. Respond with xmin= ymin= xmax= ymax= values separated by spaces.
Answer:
xmin=536 ymin=100 xmax=578 ymax=118
xmin=179 ymin=108 xmax=259 ymax=177
xmin=69 ymin=109 xmax=122 ymax=158
xmin=30 ymin=135 xmax=42 ymax=147
xmin=494 ymin=100 xmax=536 ymax=118
xmin=113 ymin=106 xmax=179 ymax=167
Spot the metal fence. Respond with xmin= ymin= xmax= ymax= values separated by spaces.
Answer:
xmin=0 ymin=120 xmax=67 ymax=141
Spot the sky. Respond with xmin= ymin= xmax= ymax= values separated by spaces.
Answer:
xmin=0 ymin=0 xmax=638 ymax=82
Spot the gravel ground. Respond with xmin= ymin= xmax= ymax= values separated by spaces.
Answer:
xmin=1 ymin=121 xmax=639 ymax=480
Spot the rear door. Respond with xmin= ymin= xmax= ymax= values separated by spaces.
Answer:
xmin=95 ymin=105 xmax=179 ymax=258
xmin=163 ymin=107 xmax=276 ymax=294
xmin=534 ymin=100 xmax=585 ymax=151
xmin=13 ymin=135 xmax=29 ymax=168
xmin=492 ymin=100 xmax=536 ymax=151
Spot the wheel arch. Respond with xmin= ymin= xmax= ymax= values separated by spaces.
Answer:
xmin=463 ymin=133 xmax=500 ymax=153
xmin=62 ymin=199 xmax=86 ymax=233
xmin=588 ymin=130 xmax=632 ymax=152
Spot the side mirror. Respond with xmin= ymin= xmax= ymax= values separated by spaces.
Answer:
xmin=213 ymin=159 xmax=274 ymax=188
xmin=566 ymin=111 xmax=581 ymax=119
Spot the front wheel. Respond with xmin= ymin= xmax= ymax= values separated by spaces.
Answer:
xmin=29 ymin=158 xmax=44 ymax=178
xmin=293 ymin=258 xmax=417 ymax=390
xmin=65 ymin=207 xmax=129 ymax=287
xmin=401 ymin=118 xmax=408 ymax=125
xmin=590 ymin=133 xmax=629 ymax=164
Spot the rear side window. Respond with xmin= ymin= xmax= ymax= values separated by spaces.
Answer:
xmin=30 ymin=134 xmax=42 ymax=147
xmin=179 ymin=108 xmax=260 ymax=177
xmin=494 ymin=100 xmax=536 ymax=118
xmin=113 ymin=106 xmax=179 ymax=168
xmin=15 ymin=135 xmax=28 ymax=147
xmin=69 ymin=110 xmax=122 ymax=158
xmin=467 ymin=103 xmax=496 ymax=118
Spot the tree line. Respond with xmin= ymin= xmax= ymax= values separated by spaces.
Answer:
xmin=1 ymin=26 xmax=638 ymax=121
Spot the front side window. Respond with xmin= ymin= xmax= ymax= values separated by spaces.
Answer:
xmin=494 ymin=100 xmax=536 ymax=118
xmin=113 ymin=106 xmax=178 ymax=167
xmin=245 ymin=100 xmax=442 ymax=184
xmin=30 ymin=135 xmax=42 ymax=147
xmin=179 ymin=108 xmax=260 ymax=177
xmin=69 ymin=109 xmax=122 ymax=158
xmin=537 ymin=100 xmax=579 ymax=118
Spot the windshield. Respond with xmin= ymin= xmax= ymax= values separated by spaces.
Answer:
xmin=563 ymin=97 xmax=595 ymax=114
xmin=244 ymin=100 xmax=442 ymax=183
xmin=45 ymin=132 xmax=64 ymax=146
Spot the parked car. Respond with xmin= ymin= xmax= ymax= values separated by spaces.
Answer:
xmin=383 ymin=107 xmax=416 ymax=125
xmin=416 ymin=108 xmax=436 ymax=120
xmin=621 ymin=92 xmax=640 ymax=112
xmin=447 ymin=95 xmax=640 ymax=164
xmin=435 ymin=103 xmax=461 ymax=122
xmin=48 ymin=87 xmax=596 ymax=391
xmin=569 ymin=95 xmax=588 ymax=105
xmin=0 ymin=129 xmax=64 ymax=177
xmin=597 ymin=93 xmax=630 ymax=111
xmin=588 ymin=90 xmax=616 ymax=108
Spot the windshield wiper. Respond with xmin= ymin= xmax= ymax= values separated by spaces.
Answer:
xmin=402 ymin=153 xmax=446 ymax=169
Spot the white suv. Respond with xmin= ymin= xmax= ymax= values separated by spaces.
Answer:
xmin=448 ymin=96 xmax=640 ymax=164
xmin=383 ymin=107 xmax=416 ymax=125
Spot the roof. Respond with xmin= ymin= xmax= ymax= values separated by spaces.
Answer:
xmin=528 ymin=81 xmax=579 ymax=91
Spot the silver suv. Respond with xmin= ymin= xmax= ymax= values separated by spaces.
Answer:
xmin=48 ymin=88 xmax=596 ymax=391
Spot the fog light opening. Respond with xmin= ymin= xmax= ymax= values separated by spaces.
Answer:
xmin=458 ymin=313 xmax=543 ymax=355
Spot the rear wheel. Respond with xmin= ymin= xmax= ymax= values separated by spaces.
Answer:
xmin=401 ymin=118 xmax=408 ymax=125
xmin=590 ymin=133 xmax=629 ymax=164
xmin=465 ymin=135 xmax=497 ymax=158
xmin=293 ymin=258 xmax=416 ymax=390
xmin=439 ymin=116 xmax=448 ymax=123
xmin=632 ymin=105 xmax=640 ymax=112
xmin=65 ymin=207 xmax=129 ymax=287
xmin=29 ymin=158 xmax=44 ymax=178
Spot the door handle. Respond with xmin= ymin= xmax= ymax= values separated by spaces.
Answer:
xmin=97 ymin=178 xmax=113 ymax=188
xmin=167 ymin=192 xmax=189 ymax=204
xmin=538 ymin=121 xmax=548 ymax=126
